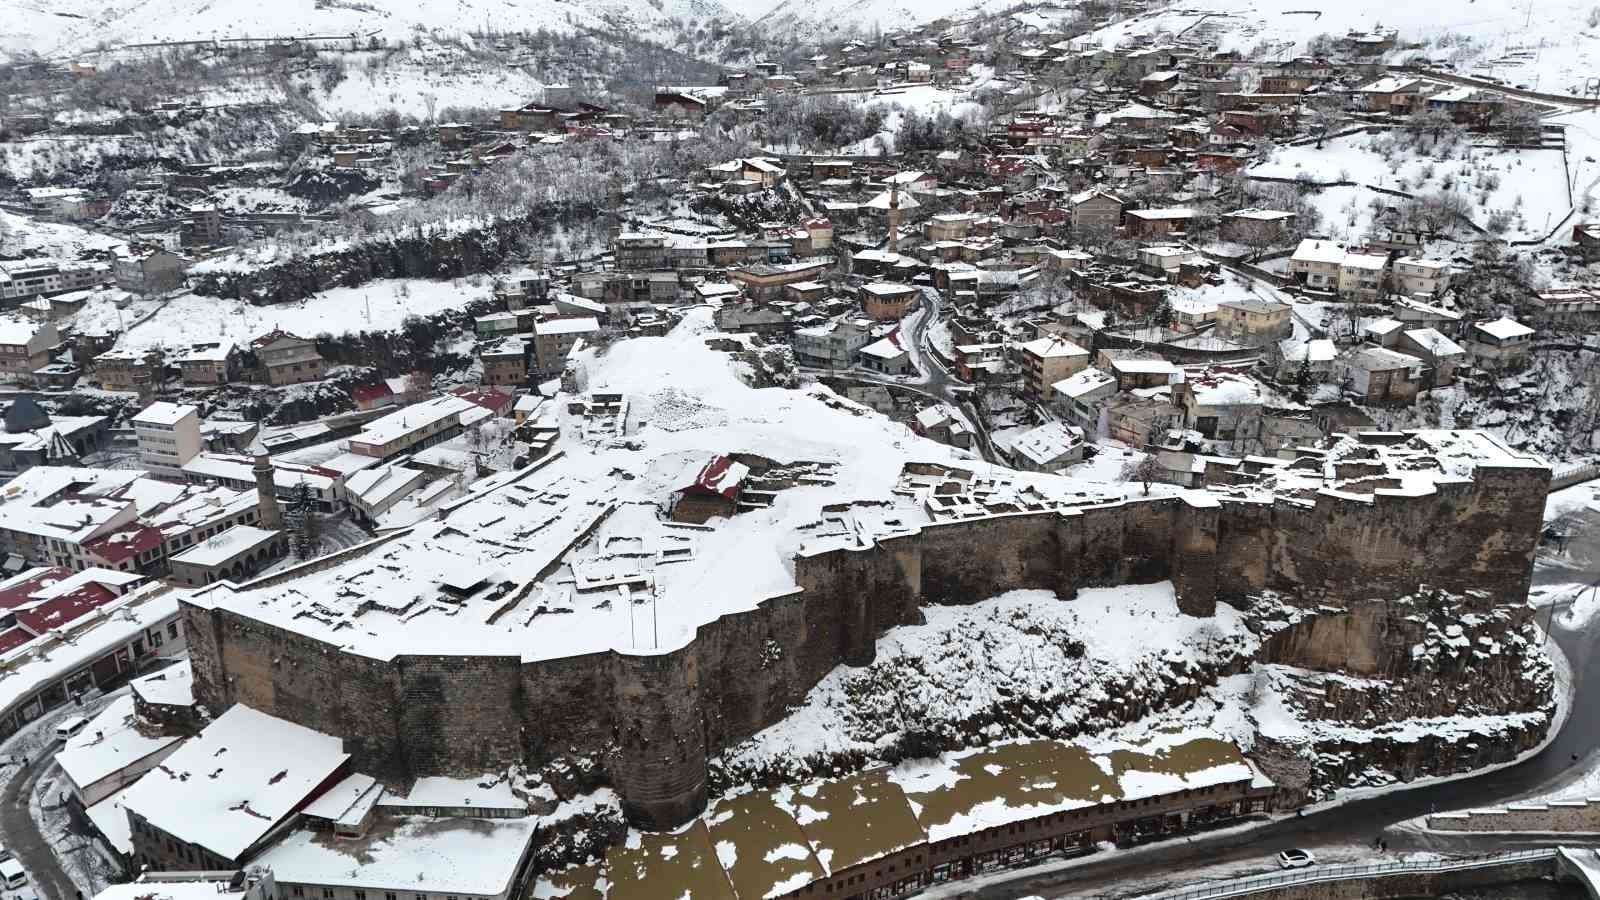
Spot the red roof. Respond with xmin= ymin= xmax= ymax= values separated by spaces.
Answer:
xmin=0 ymin=628 xmax=33 ymax=655
xmin=0 ymin=567 xmax=72 ymax=611
xmin=352 ymin=382 xmax=394 ymax=405
xmin=83 ymin=523 xmax=165 ymax=565
xmin=15 ymin=583 xmax=117 ymax=635
xmin=450 ymin=385 xmax=513 ymax=415
xmin=682 ymin=456 xmax=748 ymax=500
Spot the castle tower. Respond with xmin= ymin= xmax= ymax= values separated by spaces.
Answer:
xmin=250 ymin=432 xmax=283 ymax=530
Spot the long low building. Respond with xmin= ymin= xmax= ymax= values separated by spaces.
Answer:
xmin=535 ymin=732 xmax=1273 ymax=900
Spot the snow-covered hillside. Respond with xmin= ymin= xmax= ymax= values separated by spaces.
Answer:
xmin=2 ymin=0 xmax=741 ymax=61
xmin=747 ymin=0 xmax=1013 ymax=42
xmin=1080 ymin=0 xmax=1600 ymax=96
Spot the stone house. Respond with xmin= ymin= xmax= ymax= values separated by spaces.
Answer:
xmin=1123 ymin=208 xmax=1195 ymax=239
xmin=253 ymin=331 xmax=326 ymax=386
xmin=177 ymin=341 xmax=240 ymax=386
xmin=1215 ymin=299 xmax=1291 ymax=347
xmin=1335 ymin=347 xmax=1424 ymax=404
xmin=1398 ymin=327 xmax=1467 ymax=388
xmin=0 ymin=319 xmax=58 ymax=383
xmin=113 ymin=250 xmax=190 ymax=295
xmin=1220 ymin=209 xmax=1296 ymax=246
xmin=859 ymin=282 xmax=920 ymax=321
xmin=1008 ymin=421 xmax=1086 ymax=472
xmin=1068 ymin=190 xmax=1123 ymax=232
xmin=480 ymin=336 xmax=529 ymax=388
xmin=670 ymin=456 xmax=747 ymax=524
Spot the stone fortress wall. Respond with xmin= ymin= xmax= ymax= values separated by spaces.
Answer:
xmin=180 ymin=456 xmax=1551 ymax=830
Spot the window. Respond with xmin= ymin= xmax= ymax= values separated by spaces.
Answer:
xmin=354 ymin=891 xmax=366 ymax=900
xmin=292 ymin=889 xmax=304 ymax=897
xmin=168 ymin=623 xmax=179 ymax=639
xmin=323 ymin=890 xmax=335 ymax=899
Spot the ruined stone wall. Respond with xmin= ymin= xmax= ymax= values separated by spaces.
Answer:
xmin=184 ymin=465 xmax=1551 ymax=829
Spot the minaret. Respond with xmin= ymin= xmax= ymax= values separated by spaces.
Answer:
xmin=250 ymin=431 xmax=283 ymax=530
xmin=887 ymin=178 xmax=901 ymax=256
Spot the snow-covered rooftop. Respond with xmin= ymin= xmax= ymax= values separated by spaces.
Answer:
xmin=56 ymin=694 xmax=183 ymax=794
xmin=119 ymin=704 xmax=349 ymax=861
xmin=253 ymin=815 xmax=538 ymax=897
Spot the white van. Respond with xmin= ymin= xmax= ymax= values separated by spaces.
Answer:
xmin=0 ymin=857 xmax=28 ymax=889
xmin=54 ymin=716 xmax=88 ymax=742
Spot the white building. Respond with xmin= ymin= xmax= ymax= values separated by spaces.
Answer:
xmin=1392 ymin=256 xmax=1451 ymax=297
xmin=133 ymin=402 xmax=202 ymax=477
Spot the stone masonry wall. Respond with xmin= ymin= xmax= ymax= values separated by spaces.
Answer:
xmin=1429 ymin=801 xmax=1600 ymax=833
xmin=183 ymin=462 xmax=1550 ymax=829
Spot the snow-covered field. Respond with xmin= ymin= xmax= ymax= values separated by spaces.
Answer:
xmin=0 ymin=210 xmax=126 ymax=259
xmin=1077 ymin=0 xmax=1600 ymax=97
xmin=1249 ymin=132 xmax=1570 ymax=241
xmin=82 ymin=277 xmax=488 ymax=353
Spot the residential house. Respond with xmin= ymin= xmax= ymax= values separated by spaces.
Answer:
xmin=177 ymin=341 xmax=239 ymax=386
xmin=1287 ymin=239 xmax=1346 ymax=291
xmin=1392 ymin=257 xmax=1451 ymax=297
xmin=113 ymin=250 xmax=189 ymax=295
xmin=1336 ymin=252 xmax=1389 ymax=300
xmin=133 ymin=402 xmax=202 ymax=477
xmin=794 ymin=319 xmax=871 ymax=368
xmin=1214 ymin=299 xmax=1291 ymax=347
xmin=1351 ymin=77 xmax=1426 ymax=115
xmin=532 ymin=317 xmax=600 ymax=377
xmin=1068 ymin=190 xmax=1123 ymax=232
xmin=859 ymin=282 xmax=920 ymax=321
xmin=1018 ymin=336 xmax=1090 ymax=401
xmin=252 ymin=331 xmax=325 ymax=386
xmin=1123 ymin=208 xmax=1195 ymax=239
xmin=1008 ymin=422 xmax=1086 ymax=473
xmin=1398 ymin=327 xmax=1467 ymax=387
xmin=858 ymin=331 xmax=913 ymax=376
xmin=1051 ymin=367 xmax=1119 ymax=433
xmin=1336 ymin=347 xmax=1424 ymax=404
xmin=1220 ymin=209 xmax=1296 ymax=246
xmin=0 ymin=319 xmax=58 ymax=383
xmin=1464 ymin=317 xmax=1535 ymax=372
xmin=480 ymin=336 xmax=529 ymax=388
xmin=1173 ymin=369 xmax=1270 ymax=442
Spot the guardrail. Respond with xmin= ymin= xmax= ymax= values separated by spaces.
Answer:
xmin=1142 ymin=849 xmax=1558 ymax=900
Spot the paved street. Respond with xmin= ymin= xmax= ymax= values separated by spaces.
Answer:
xmin=4 ymin=745 xmax=82 ymax=900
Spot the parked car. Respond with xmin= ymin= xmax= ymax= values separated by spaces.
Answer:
xmin=0 ymin=857 xmax=28 ymax=889
xmin=1277 ymin=849 xmax=1315 ymax=869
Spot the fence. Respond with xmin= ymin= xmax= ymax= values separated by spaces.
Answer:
xmin=1141 ymin=849 xmax=1558 ymax=900
xmin=1551 ymin=464 xmax=1600 ymax=492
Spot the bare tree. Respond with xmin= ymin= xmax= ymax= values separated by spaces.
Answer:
xmin=1120 ymin=453 xmax=1162 ymax=495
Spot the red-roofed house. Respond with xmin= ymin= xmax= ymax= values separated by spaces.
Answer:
xmin=670 ymin=456 xmax=749 ymax=524
xmin=450 ymin=385 xmax=514 ymax=418
xmin=83 ymin=524 xmax=167 ymax=575
xmin=351 ymin=382 xmax=395 ymax=411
